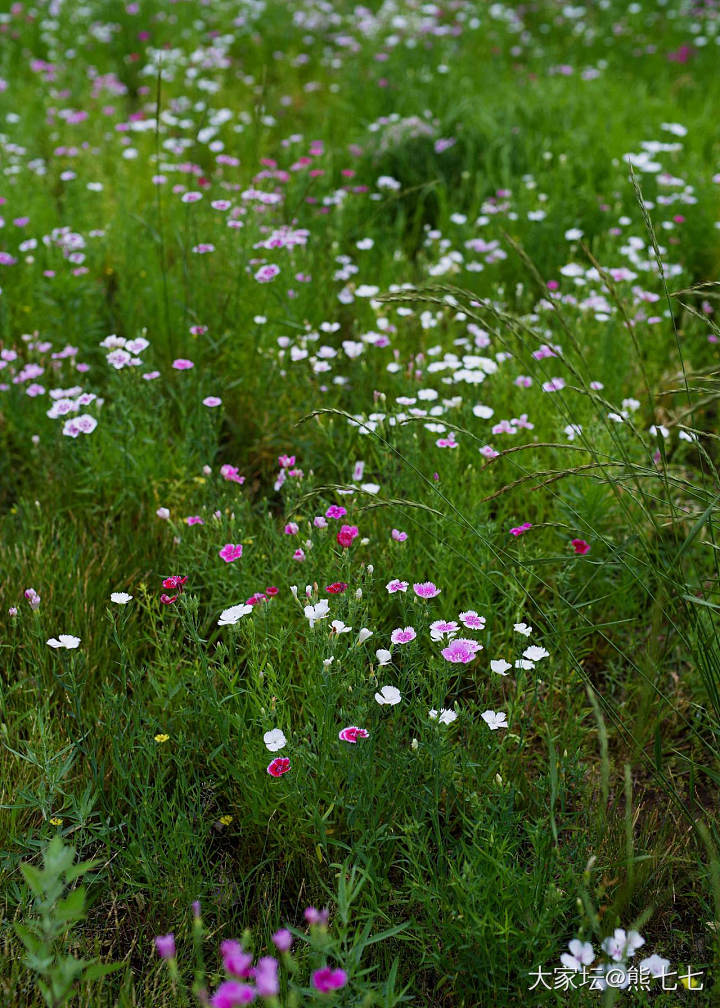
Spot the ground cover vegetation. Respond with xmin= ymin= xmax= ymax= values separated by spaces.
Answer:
xmin=2 ymin=1 xmax=720 ymax=1005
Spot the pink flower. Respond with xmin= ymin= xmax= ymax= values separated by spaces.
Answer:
xmin=254 ymin=957 xmax=279 ymax=997
xmin=278 ymin=454 xmax=295 ymax=468
xmin=571 ymin=538 xmax=590 ymax=555
xmin=441 ymin=638 xmax=482 ymax=663
xmin=338 ymin=726 xmax=369 ymax=743
xmin=203 ymin=396 xmax=222 ymax=407
xmin=219 ymin=543 xmax=243 ymax=563
xmin=413 ymin=582 xmax=441 ymax=599
xmin=391 ymin=626 xmax=416 ymax=645
xmin=267 ymin=757 xmax=290 ymax=777
xmin=284 ymin=522 xmax=299 ymax=535
xmin=187 ymin=515 xmax=205 ymax=525
xmin=391 ymin=529 xmax=407 ymax=541
xmin=272 ymin=929 xmax=293 ymax=952
xmin=312 ymin=967 xmax=348 ymax=993
xmin=326 ymin=505 xmax=347 ymax=519
xmin=210 ymin=981 xmax=256 ymax=1007
xmin=255 ymin=264 xmax=280 ymax=283
xmin=154 ymin=934 xmax=175 ymax=959
xmin=162 ymin=576 xmax=187 ymax=591
xmin=172 ymin=358 xmax=194 ymax=370
xmin=221 ymin=940 xmax=252 ymax=978
xmin=304 ymin=906 xmax=329 ymax=926
xmin=386 ymin=579 xmax=409 ymax=594
xmin=220 ymin=464 xmax=245 ymax=484
xmin=293 ymin=548 xmax=306 ymax=561
xmin=510 ymin=522 xmax=532 ymax=536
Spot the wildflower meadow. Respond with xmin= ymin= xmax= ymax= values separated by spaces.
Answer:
xmin=2 ymin=1 xmax=720 ymax=1005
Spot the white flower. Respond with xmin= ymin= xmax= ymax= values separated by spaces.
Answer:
xmin=331 ymin=619 xmax=352 ymax=634
xmin=490 ymin=659 xmax=512 ymax=676
xmin=513 ymin=622 xmax=532 ymax=636
xmin=156 ymin=507 xmax=170 ymax=519
xmin=263 ymin=728 xmax=287 ymax=752
xmin=523 ymin=645 xmax=549 ymax=662
xmin=429 ymin=708 xmax=458 ymax=725
xmin=356 ymin=628 xmax=373 ymax=645
xmin=218 ymin=603 xmax=253 ymax=626
xmin=304 ymin=599 xmax=330 ymax=627
xmin=639 ymin=954 xmax=671 ymax=978
xmin=375 ymin=685 xmax=401 ymax=706
xmin=560 ymin=939 xmax=595 ymax=971
xmin=482 ymin=710 xmax=508 ymax=731
xmin=110 ymin=592 xmax=133 ymax=604
xmin=47 ymin=635 xmax=81 ymax=649
xmin=375 ymin=648 xmax=392 ymax=666
xmin=515 ymin=659 xmax=535 ymax=670
xmin=602 ymin=928 xmax=645 ymax=962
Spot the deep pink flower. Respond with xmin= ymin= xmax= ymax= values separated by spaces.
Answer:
xmin=510 ymin=522 xmax=532 ymax=536
xmin=325 ymin=505 xmax=347 ymax=519
xmin=219 ymin=543 xmax=243 ymax=563
xmin=312 ymin=967 xmax=348 ymax=993
xmin=267 ymin=757 xmax=291 ymax=777
xmin=337 ymin=525 xmax=358 ymax=549
xmin=338 ymin=726 xmax=369 ymax=744
xmin=326 ymin=582 xmax=348 ymax=594
xmin=162 ymin=576 xmax=187 ymax=591
xmin=571 ymin=538 xmax=590 ymax=555
xmin=160 ymin=593 xmax=178 ymax=605
xmin=413 ymin=581 xmax=441 ymax=599
xmin=187 ymin=515 xmax=205 ymax=525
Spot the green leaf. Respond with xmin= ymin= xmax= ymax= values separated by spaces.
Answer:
xmin=20 ymin=863 xmax=46 ymax=899
xmin=82 ymin=961 xmax=123 ymax=981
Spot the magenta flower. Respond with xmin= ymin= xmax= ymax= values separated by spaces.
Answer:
xmin=338 ymin=726 xmax=370 ymax=743
xmin=267 ymin=757 xmax=291 ymax=777
xmin=413 ymin=582 xmax=441 ymax=599
xmin=325 ymin=505 xmax=347 ymax=519
xmin=210 ymin=981 xmax=256 ymax=1007
xmin=219 ymin=543 xmax=243 ymax=563
xmin=172 ymin=358 xmax=194 ymax=370
xmin=571 ymin=538 xmax=590 ymax=555
xmin=221 ymin=940 xmax=252 ymax=978
xmin=312 ymin=967 xmax=348 ymax=993
xmin=154 ymin=934 xmax=175 ymax=959
xmin=337 ymin=525 xmax=358 ymax=549
xmin=187 ymin=515 xmax=205 ymax=526
xmin=510 ymin=522 xmax=532 ymax=536
xmin=391 ymin=626 xmax=416 ymax=645
xmin=441 ymin=638 xmax=482 ymax=663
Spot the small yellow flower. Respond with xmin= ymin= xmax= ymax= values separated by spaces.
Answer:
xmin=219 ymin=815 xmax=233 ymax=826
xmin=154 ymin=733 xmax=170 ymax=743
xmin=50 ymin=817 xmax=63 ymax=826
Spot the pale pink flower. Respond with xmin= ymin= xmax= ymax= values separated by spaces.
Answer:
xmin=172 ymin=358 xmax=194 ymax=370
xmin=386 ymin=579 xmax=408 ymax=593
xmin=459 ymin=610 xmax=486 ymax=630
xmin=391 ymin=626 xmax=416 ymax=645
xmin=413 ymin=582 xmax=441 ymax=599
xmin=441 ymin=638 xmax=482 ymax=663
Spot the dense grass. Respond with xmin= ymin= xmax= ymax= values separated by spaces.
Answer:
xmin=2 ymin=1 xmax=720 ymax=1005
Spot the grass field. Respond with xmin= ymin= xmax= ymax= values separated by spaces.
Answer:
xmin=2 ymin=1 xmax=720 ymax=1005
